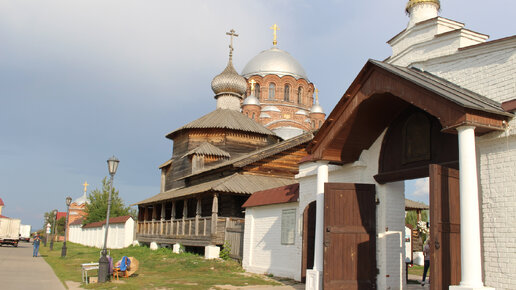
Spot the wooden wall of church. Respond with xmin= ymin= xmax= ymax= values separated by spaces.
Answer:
xmin=164 ymin=130 xmax=278 ymax=191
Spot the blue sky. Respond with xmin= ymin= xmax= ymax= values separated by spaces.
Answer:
xmin=1 ymin=0 xmax=514 ymax=229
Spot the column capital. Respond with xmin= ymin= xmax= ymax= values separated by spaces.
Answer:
xmin=456 ymin=125 xmax=476 ymax=133
xmin=316 ymin=160 xmax=329 ymax=166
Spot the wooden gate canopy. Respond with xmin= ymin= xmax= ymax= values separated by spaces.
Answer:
xmin=307 ymin=59 xmax=513 ymax=164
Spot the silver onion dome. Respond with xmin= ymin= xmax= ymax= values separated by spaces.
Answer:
xmin=243 ymin=93 xmax=260 ymax=106
xmin=310 ymin=100 xmax=324 ymax=114
xmin=242 ymin=46 xmax=308 ymax=80
xmin=211 ymin=59 xmax=247 ymax=97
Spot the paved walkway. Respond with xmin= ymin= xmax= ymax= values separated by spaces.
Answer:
xmin=0 ymin=242 xmax=65 ymax=290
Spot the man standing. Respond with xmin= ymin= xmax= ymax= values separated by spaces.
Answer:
xmin=422 ymin=238 xmax=431 ymax=286
xmin=33 ymin=234 xmax=41 ymax=257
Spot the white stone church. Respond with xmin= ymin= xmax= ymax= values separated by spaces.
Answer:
xmin=242 ymin=1 xmax=515 ymax=289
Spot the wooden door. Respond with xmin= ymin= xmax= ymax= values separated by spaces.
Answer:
xmin=429 ymin=164 xmax=461 ymax=290
xmin=323 ymin=183 xmax=376 ymax=289
xmin=301 ymin=201 xmax=316 ymax=282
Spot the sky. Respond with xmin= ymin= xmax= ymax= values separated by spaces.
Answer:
xmin=1 ymin=0 xmax=515 ymax=230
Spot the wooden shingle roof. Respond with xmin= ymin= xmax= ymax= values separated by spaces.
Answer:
xmin=166 ymin=109 xmax=276 ymax=139
xmin=405 ymin=199 xmax=429 ymax=210
xmin=135 ymin=174 xmax=296 ymax=205
xmin=183 ymin=142 xmax=231 ymax=158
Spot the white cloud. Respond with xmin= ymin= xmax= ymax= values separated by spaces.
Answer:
xmin=411 ymin=178 xmax=429 ymax=198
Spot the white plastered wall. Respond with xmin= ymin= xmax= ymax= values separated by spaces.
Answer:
xmin=296 ymin=130 xmax=406 ymax=289
xmin=68 ymin=218 xmax=135 ymax=249
xmin=243 ymin=202 xmax=302 ymax=280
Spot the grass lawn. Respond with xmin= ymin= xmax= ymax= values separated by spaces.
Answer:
xmin=40 ymin=242 xmax=278 ymax=289
xmin=408 ymin=265 xmax=426 ymax=277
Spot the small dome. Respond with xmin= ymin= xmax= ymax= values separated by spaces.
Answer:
xmin=310 ymin=102 xmax=324 ymax=114
xmin=72 ymin=193 xmax=89 ymax=206
xmin=211 ymin=59 xmax=247 ymax=97
xmin=242 ymin=46 xmax=308 ymax=80
xmin=243 ymin=93 xmax=260 ymax=106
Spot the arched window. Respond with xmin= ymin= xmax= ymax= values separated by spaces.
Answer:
xmin=297 ymin=87 xmax=303 ymax=104
xmin=252 ymin=112 xmax=255 ymax=120
xmin=268 ymin=83 xmax=276 ymax=100
xmin=312 ymin=120 xmax=315 ymax=128
xmin=255 ymin=83 xmax=260 ymax=98
xmin=284 ymin=84 xmax=290 ymax=102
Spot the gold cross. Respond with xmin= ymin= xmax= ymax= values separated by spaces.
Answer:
xmin=83 ymin=181 xmax=89 ymax=193
xmin=249 ymin=79 xmax=256 ymax=92
xmin=315 ymin=87 xmax=320 ymax=102
xmin=270 ymin=24 xmax=280 ymax=46
xmin=226 ymin=29 xmax=239 ymax=57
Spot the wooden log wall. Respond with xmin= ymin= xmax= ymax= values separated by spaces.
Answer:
xmin=164 ymin=129 xmax=279 ymax=191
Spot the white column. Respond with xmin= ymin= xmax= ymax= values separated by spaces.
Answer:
xmin=307 ymin=161 xmax=328 ymax=290
xmin=313 ymin=161 xmax=328 ymax=271
xmin=450 ymin=126 xmax=491 ymax=290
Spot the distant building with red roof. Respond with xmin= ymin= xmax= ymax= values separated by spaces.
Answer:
xmin=0 ymin=198 xmax=7 ymax=218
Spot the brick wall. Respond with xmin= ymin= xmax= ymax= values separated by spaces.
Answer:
xmin=477 ymin=129 xmax=516 ymax=289
xmin=422 ymin=46 xmax=516 ymax=103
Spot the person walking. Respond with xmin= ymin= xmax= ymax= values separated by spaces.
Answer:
xmin=33 ymin=234 xmax=41 ymax=257
xmin=422 ymin=238 xmax=431 ymax=286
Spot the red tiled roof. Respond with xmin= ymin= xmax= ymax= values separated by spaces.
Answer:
xmin=0 ymin=198 xmax=4 ymax=206
xmin=56 ymin=212 xmax=67 ymax=220
xmin=243 ymin=183 xmax=299 ymax=208
xmin=82 ymin=215 xmax=132 ymax=229
xmin=0 ymin=214 xmax=9 ymax=218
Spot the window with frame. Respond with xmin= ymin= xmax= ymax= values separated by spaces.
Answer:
xmin=268 ymin=83 xmax=276 ymax=100
xmin=297 ymin=87 xmax=303 ymax=104
xmin=284 ymin=84 xmax=290 ymax=102
xmin=255 ymin=83 xmax=260 ymax=98
xmin=281 ymin=209 xmax=296 ymax=245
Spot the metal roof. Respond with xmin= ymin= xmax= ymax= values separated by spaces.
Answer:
xmin=179 ymin=131 xmax=314 ymax=180
xmin=82 ymin=215 xmax=132 ymax=228
xmin=183 ymin=142 xmax=231 ymax=158
xmin=370 ymin=60 xmax=512 ymax=117
xmin=242 ymin=46 xmax=309 ymax=80
xmin=135 ymin=174 xmax=296 ymax=205
xmin=166 ymin=109 xmax=276 ymax=139
xmin=242 ymin=183 xmax=299 ymax=208
xmin=405 ymin=199 xmax=429 ymax=210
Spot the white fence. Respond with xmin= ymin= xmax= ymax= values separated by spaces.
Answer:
xmin=69 ymin=217 xmax=135 ymax=249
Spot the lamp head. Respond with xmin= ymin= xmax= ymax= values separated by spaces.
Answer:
xmin=66 ymin=196 xmax=72 ymax=206
xmin=107 ymin=155 xmax=120 ymax=176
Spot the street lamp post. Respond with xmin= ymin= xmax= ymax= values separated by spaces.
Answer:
xmin=44 ymin=223 xmax=50 ymax=247
xmin=98 ymin=155 xmax=119 ymax=283
xmin=50 ymin=209 xmax=57 ymax=250
xmin=61 ymin=196 xmax=72 ymax=257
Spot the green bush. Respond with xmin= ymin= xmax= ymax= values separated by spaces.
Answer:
xmin=220 ymin=241 xmax=231 ymax=260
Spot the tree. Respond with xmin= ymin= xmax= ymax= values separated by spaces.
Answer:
xmin=83 ymin=177 xmax=136 ymax=225
xmin=43 ymin=210 xmax=57 ymax=230
xmin=405 ymin=210 xmax=428 ymax=228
